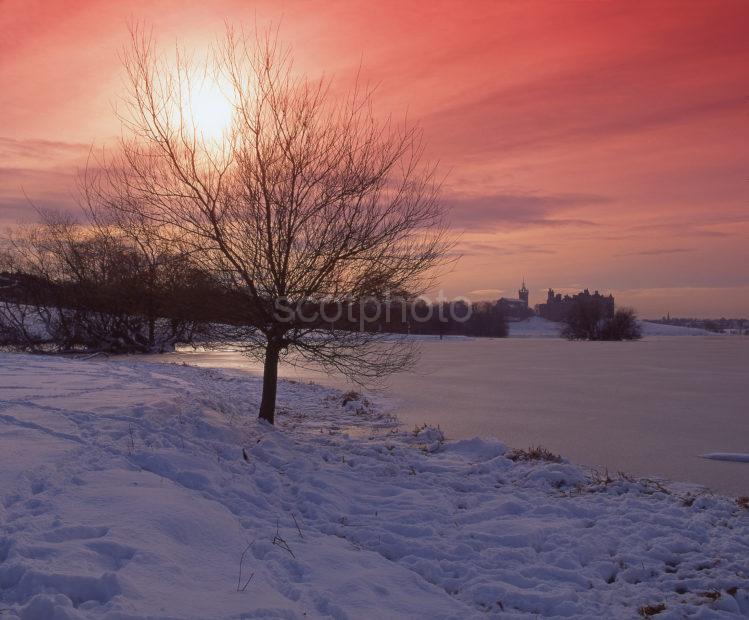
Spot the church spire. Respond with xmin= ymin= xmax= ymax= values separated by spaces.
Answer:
xmin=518 ymin=278 xmax=529 ymax=307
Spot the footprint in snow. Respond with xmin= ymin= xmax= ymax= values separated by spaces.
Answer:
xmin=42 ymin=525 xmax=109 ymax=543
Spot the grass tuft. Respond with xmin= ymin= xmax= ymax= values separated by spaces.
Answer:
xmin=507 ymin=445 xmax=562 ymax=463
xmin=638 ymin=603 xmax=666 ymax=617
xmin=341 ymin=391 xmax=362 ymax=406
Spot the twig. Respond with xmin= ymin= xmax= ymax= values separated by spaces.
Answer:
xmin=78 ymin=351 xmax=109 ymax=361
xmin=272 ymin=519 xmax=295 ymax=558
xmin=236 ymin=539 xmax=256 ymax=592
xmin=291 ymin=512 xmax=304 ymax=539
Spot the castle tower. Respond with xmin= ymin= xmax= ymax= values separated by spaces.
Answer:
xmin=518 ymin=279 xmax=529 ymax=307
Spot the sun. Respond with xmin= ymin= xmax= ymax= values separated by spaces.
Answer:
xmin=185 ymin=74 xmax=234 ymax=141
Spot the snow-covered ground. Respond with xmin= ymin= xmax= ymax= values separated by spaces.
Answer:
xmin=638 ymin=322 xmax=719 ymax=337
xmin=507 ymin=317 xmax=717 ymax=338
xmin=1 ymin=353 xmax=748 ymax=618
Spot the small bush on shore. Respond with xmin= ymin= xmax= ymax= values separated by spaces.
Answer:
xmin=562 ymin=302 xmax=642 ymax=341
xmin=507 ymin=446 xmax=562 ymax=463
xmin=599 ymin=308 xmax=642 ymax=341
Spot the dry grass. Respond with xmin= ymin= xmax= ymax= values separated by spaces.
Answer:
xmin=507 ymin=445 xmax=562 ymax=463
xmin=341 ymin=391 xmax=362 ymax=406
xmin=638 ymin=603 xmax=666 ymax=617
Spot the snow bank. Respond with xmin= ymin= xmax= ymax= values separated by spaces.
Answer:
xmin=639 ymin=321 xmax=718 ymax=337
xmin=507 ymin=316 xmax=562 ymax=338
xmin=1 ymin=353 xmax=748 ymax=618
xmin=702 ymin=453 xmax=749 ymax=463
xmin=508 ymin=317 xmax=720 ymax=338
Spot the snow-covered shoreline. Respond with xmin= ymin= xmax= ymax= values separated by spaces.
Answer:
xmin=1 ymin=353 xmax=747 ymax=618
xmin=507 ymin=316 xmax=721 ymax=338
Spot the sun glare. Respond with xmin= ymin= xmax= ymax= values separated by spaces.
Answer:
xmin=185 ymin=74 xmax=234 ymax=141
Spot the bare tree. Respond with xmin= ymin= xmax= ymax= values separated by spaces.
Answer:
xmin=0 ymin=246 xmax=51 ymax=350
xmin=1 ymin=210 xmax=201 ymax=353
xmin=83 ymin=186 xmax=211 ymax=350
xmin=84 ymin=25 xmax=451 ymax=423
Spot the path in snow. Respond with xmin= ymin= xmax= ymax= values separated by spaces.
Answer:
xmin=1 ymin=353 xmax=748 ymax=619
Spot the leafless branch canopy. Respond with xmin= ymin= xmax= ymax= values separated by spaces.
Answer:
xmin=82 ymin=24 xmax=451 ymax=388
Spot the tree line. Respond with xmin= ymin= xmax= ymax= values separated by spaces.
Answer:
xmin=0 ymin=214 xmax=508 ymax=355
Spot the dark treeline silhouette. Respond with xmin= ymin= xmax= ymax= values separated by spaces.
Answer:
xmin=0 ymin=214 xmax=215 ymax=353
xmin=0 ymin=217 xmax=505 ymax=352
xmin=318 ymin=299 xmax=508 ymax=337
xmin=1 ymin=229 xmax=509 ymax=352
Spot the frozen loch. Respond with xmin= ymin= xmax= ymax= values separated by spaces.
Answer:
xmin=154 ymin=333 xmax=749 ymax=496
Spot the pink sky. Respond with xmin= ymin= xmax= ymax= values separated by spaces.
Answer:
xmin=1 ymin=0 xmax=748 ymax=316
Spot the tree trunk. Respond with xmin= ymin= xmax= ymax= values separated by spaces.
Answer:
xmin=258 ymin=340 xmax=281 ymax=424
xmin=148 ymin=316 xmax=155 ymax=349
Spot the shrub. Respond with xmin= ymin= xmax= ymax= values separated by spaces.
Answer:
xmin=561 ymin=297 xmax=606 ymax=340
xmin=599 ymin=308 xmax=642 ymax=341
xmin=562 ymin=301 xmax=641 ymax=341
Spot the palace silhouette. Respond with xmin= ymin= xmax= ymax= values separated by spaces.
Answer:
xmin=498 ymin=282 xmax=615 ymax=322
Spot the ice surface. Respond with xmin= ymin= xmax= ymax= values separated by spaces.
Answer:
xmin=1 ymin=353 xmax=748 ymax=618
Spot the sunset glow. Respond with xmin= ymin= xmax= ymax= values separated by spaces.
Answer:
xmin=1 ymin=0 xmax=747 ymax=316
xmin=1 ymin=3 xmax=749 ymax=614
xmin=182 ymin=73 xmax=235 ymax=141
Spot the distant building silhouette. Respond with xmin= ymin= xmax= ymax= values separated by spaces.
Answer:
xmin=518 ymin=280 xmax=529 ymax=306
xmin=536 ymin=288 xmax=614 ymax=322
xmin=498 ymin=280 xmax=533 ymax=320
